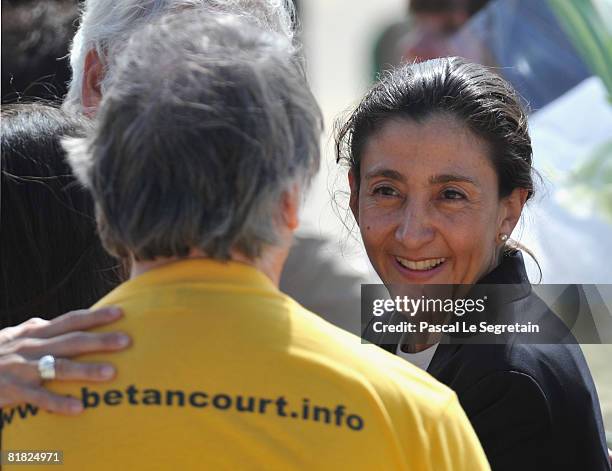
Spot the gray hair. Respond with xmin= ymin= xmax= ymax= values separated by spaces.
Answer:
xmin=65 ymin=10 xmax=322 ymax=261
xmin=64 ymin=0 xmax=298 ymax=112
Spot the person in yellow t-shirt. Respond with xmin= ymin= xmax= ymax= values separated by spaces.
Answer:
xmin=1 ymin=11 xmax=489 ymax=471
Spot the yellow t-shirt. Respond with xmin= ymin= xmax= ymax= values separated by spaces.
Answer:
xmin=2 ymin=259 xmax=489 ymax=470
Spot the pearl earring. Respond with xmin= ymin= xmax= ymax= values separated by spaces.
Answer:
xmin=499 ymin=234 xmax=508 ymax=243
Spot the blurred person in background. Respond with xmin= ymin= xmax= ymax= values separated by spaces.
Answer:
xmin=0 ymin=0 xmax=365 ymax=413
xmin=372 ymin=0 xmax=490 ymax=76
xmin=374 ymin=0 xmax=592 ymax=112
xmin=2 ymin=12 xmax=490 ymax=470
xmin=1 ymin=0 xmax=79 ymax=103
xmin=447 ymin=0 xmax=591 ymax=110
xmin=342 ymin=57 xmax=611 ymax=470
xmin=0 ymin=104 xmax=124 ymax=327
xmin=371 ymin=2 xmax=413 ymax=77
xmin=400 ymin=0 xmax=490 ymax=63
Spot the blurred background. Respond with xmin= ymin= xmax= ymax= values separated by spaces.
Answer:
xmin=2 ymin=0 xmax=611 ymax=439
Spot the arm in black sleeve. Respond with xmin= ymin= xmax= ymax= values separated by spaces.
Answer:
xmin=457 ymin=370 xmax=555 ymax=471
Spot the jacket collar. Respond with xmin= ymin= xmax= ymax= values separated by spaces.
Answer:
xmin=477 ymin=250 xmax=531 ymax=285
xmin=427 ymin=250 xmax=532 ymax=374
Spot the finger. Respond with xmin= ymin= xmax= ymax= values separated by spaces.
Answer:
xmin=0 ymin=354 xmax=40 ymax=384
xmin=2 ymin=317 xmax=49 ymax=342
xmin=16 ymin=331 xmax=131 ymax=358
xmin=52 ymin=358 xmax=117 ymax=382
xmin=17 ymin=385 xmax=84 ymax=415
xmin=0 ymin=325 xmax=22 ymax=343
xmin=1 ymin=356 xmax=117 ymax=383
xmin=23 ymin=307 xmax=123 ymax=339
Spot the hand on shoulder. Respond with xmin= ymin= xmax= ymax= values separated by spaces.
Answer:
xmin=0 ymin=307 xmax=130 ymax=414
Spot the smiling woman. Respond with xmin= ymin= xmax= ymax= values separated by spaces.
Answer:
xmin=337 ymin=58 xmax=533 ymax=287
xmin=336 ymin=57 xmax=612 ymax=471
xmin=354 ymin=115 xmax=525 ymax=285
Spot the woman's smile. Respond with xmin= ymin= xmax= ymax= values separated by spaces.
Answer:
xmin=392 ymin=255 xmax=448 ymax=281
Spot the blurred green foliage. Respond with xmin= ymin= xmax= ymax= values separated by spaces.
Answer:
xmin=548 ymin=0 xmax=612 ymax=100
xmin=548 ymin=0 xmax=612 ymax=222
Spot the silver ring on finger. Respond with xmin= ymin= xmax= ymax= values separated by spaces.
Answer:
xmin=37 ymin=354 xmax=57 ymax=380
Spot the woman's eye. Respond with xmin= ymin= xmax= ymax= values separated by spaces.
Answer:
xmin=373 ymin=186 xmax=399 ymax=197
xmin=441 ymin=189 xmax=465 ymax=200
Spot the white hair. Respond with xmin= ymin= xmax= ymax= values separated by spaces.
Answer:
xmin=64 ymin=11 xmax=321 ymax=260
xmin=63 ymin=0 xmax=297 ymax=112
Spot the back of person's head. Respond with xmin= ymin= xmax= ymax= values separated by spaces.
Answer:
xmin=1 ymin=0 xmax=79 ymax=103
xmin=0 ymin=103 xmax=124 ymax=327
xmin=65 ymin=11 xmax=322 ymax=261
xmin=64 ymin=0 xmax=298 ymax=111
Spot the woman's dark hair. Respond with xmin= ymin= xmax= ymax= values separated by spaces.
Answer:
xmin=0 ymin=103 xmax=125 ymax=328
xmin=2 ymin=0 xmax=79 ymax=103
xmin=336 ymin=57 xmax=535 ymax=201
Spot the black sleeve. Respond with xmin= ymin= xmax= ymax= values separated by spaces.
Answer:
xmin=457 ymin=370 xmax=555 ymax=471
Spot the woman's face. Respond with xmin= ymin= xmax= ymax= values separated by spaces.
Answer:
xmin=350 ymin=115 xmax=523 ymax=286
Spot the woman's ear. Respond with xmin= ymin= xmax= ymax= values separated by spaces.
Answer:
xmin=498 ymin=188 xmax=529 ymax=237
xmin=82 ymin=49 xmax=104 ymax=116
xmin=348 ymin=169 xmax=359 ymax=225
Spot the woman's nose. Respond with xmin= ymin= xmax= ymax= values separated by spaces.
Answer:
xmin=394 ymin=201 xmax=436 ymax=248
